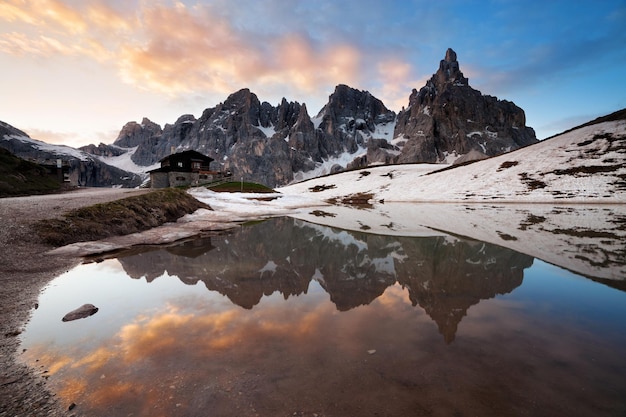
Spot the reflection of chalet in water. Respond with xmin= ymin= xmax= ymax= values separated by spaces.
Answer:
xmin=148 ymin=150 xmax=226 ymax=188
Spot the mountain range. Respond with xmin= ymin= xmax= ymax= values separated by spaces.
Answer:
xmin=1 ymin=49 xmax=540 ymax=188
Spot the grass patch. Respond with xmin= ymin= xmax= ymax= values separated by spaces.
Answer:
xmin=207 ymin=181 xmax=275 ymax=193
xmin=519 ymin=172 xmax=547 ymax=190
xmin=326 ymin=192 xmax=374 ymax=208
xmin=497 ymin=161 xmax=519 ymax=171
xmin=497 ymin=231 xmax=518 ymax=241
xmin=551 ymin=165 xmax=621 ymax=176
xmin=551 ymin=228 xmax=618 ymax=239
xmin=519 ymin=214 xmax=547 ymax=231
xmin=310 ymin=210 xmax=337 ymax=218
xmin=35 ymin=188 xmax=209 ymax=246
xmin=309 ymin=184 xmax=336 ymax=192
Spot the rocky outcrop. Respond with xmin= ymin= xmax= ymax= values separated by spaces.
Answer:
xmin=78 ymin=143 xmax=127 ymax=158
xmin=114 ymin=117 xmax=163 ymax=148
xmin=395 ymin=48 xmax=537 ymax=163
xmin=109 ymin=86 xmax=397 ymax=187
xmin=0 ymin=120 xmax=29 ymax=139
xmin=315 ymin=84 xmax=396 ymax=156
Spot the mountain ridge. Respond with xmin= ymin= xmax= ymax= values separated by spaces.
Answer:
xmin=4 ymin=49 xmax=624 ymax=189
xmin=82 ymin=48 xmax=539 ymax=187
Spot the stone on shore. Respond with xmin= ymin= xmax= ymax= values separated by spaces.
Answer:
xmin=62 ymin=304 xmax=98 ymax=322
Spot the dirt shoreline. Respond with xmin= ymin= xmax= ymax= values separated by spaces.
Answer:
xmin=0 ymin=188 xmax=151 ymax=417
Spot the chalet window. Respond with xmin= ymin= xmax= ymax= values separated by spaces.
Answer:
xmin=199 ymin=175 xmax=208 ymax=179
xmin=176 ymin=176 xmax=186 ymax=181
xmin=177 ymin=162 xmax=183 ymax=168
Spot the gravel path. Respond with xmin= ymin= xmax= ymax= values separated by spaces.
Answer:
xmin=0 ymin=188 xmax=150 ymax=417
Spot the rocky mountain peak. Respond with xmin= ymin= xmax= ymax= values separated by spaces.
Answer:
xmin=434 ymin=47 xmax=468 ymax=87
xmin=219 ymin=88 xmax=262 ymax=125
xmin=0 ymin=120 xmax=29 ymax=138
xmin=444 ymin=47 xmax=456 ymax=62
xmin=318 ymin=84 xmax=393 ymax=124
xmin=312 ymin=85 xmax=396 ymax=163
xmin=274 ymin=98 xmax=302 ymax=131
xmin=395 ymin=48 xmax=537 ymax=164
xmin=114 ymin=118 xmax=162 ymax=148
xmin=295 ymin=103 xmax=312 ymax=127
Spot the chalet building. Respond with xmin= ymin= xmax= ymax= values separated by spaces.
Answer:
xmin=40 ymin=159 xmax=71 ymax=184
xmin=148 ymin=150 xmax=223 ymax=188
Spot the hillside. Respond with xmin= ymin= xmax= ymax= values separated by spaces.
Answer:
xmin=272 ymin=113 xmax=626 ymax=281
xmin=0 ymin=148 xmax=61 ymax=197
xmin=280 ymin=116 xmax=626 ymax=204
xmin=0 ymin=127 xmax=144 ymax=188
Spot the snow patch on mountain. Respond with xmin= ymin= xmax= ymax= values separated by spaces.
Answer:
xmin=291 ymin=145 xmax=368 ymax=183
xmin=94 ymin=146 xmax=159 ymax=175
xmin=256 ymin=124 xmax=277 ymax=138
xmin=2 ymin=134 xmax=91 ymax=161
xmin=372 ymin=121 xmax=396 ymax=141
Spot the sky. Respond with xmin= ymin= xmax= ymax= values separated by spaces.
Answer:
xmin=1 ymin=0 xmax=625 ymax=148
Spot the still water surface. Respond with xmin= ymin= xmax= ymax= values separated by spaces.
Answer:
xmin=21 ymin=217 xmax=626 ymax=416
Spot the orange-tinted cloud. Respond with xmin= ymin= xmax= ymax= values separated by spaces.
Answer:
xmin=374 ymin=59 xmax=426 ymax=111
xmin=0 ymin=0 xmax=87 ymax=33
xmin=0 ymin=1 xmax=41 ymax=25
xmin=0 ymin=0 xmax=377 ymax=101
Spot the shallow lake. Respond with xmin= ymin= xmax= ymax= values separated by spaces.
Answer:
xmin=20 ymin=217 xmax=626 ymax=416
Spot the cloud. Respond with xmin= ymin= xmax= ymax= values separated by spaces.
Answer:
xmin=0 ymin=0 xmax=379 ymax=104
xmin=373 ymin=59 xmax=427 ymax=111
xmin=0 ymin=0 xmax=87 ymax=33
xmin=118 ymin=4 xmax=364 ymax=98
xmin=22 ymin=127 xmax=119 ymax=148
xmin=117 ymin=2 xmax=267 ymax=95
xmin=0 ymin=1 xmax=41 ymax=25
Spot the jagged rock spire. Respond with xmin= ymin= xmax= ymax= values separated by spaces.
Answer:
xmin=434 ymin=47 xmax=468 ymax=86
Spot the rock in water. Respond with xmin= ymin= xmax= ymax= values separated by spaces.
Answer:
xmin=62 ymin=304 xmax=99 ymax=322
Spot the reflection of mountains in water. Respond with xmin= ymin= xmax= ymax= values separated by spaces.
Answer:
xmin=116 ymin=217 xmax=534 ymax=343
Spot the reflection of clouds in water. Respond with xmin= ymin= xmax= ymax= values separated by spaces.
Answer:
xmin=22 ymin=277 xmax=626 ymax=417
xmin=28 ymin=297 xmax=346 ymax=413
xmin=373 ymin=283 xmax=413 ymax=309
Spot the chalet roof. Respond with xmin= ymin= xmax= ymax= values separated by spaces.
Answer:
xmin=159 ymin=150 xmax=213 ymax=163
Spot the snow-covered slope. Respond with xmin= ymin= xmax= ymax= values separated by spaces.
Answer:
xmin=280 ymin=120 xmax=626 ymax=204
xmin=94 ymin=146 xmax=159 ymax=175
xmin=274 ymin=119 xmax=626 ymax=280
xmin=1 ymin=133 xmax=92 ymax=161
